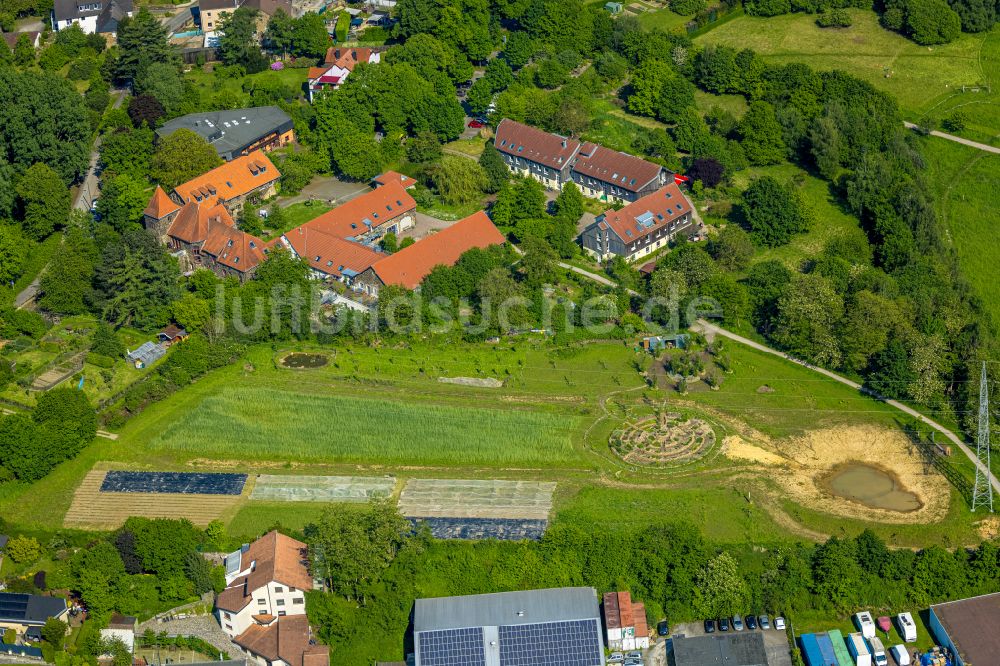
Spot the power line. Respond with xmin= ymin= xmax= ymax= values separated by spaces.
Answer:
xmin=973 ymin=361 xmax=994 ymax=513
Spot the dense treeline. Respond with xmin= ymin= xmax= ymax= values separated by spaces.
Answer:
xmin=0 ymin=387 xmax=96 ymax=482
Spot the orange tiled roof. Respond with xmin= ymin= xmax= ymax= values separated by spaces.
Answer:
xmin=201 ymin=223 xmax=273 ymax=273
xmin=369 ymin=211 xmax=505 ymax=290
xmin=217 ymin=531 xmax=312 ymax=613
xmin=373 ymin=170 xmax=416 ymax=190
xmin=173 ymin=152 xmax=280 ymax=207
xmin=144 ymin=185 xmax=181 ymax=219
xmin=283 ymin=225 xmax=382 ymax=279
xmin=235 ymin=616 xmax=328 ymax=666
xmin=322 ymin=47 xmax=373 ymax=69
xmin=303 ymin=180 xmax=415 ymax=240
xmin=167 ymin=201 xmax=235 ymax=245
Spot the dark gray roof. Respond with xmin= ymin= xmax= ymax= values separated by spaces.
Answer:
xmin=0 ymin=593 xmax=69 ymax=627
xmin=673 ymin=633 xmax=769 ymax=666
xmin=414 ymin=587 xmax=600 ymax=633
xmin=930 ymin=591 xmax=1000 ymax=665
xmin=0 ymin=535 xmax=8 ymax=549
xmin=156 ymin=106 xmax=293 ymax=160
xmin=96 ymin=0 xmax=133 ymax=33
xmin=53 ymin=0 xmax=132 ymax=22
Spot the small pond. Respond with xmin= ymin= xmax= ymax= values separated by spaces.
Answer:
xmin=281 ymin=353 xmax=329 ymax=369
xmin=823 ymin=462 xmax=922 ymax=512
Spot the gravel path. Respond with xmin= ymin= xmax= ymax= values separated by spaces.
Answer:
xmin=136 ymin=615 xmax=236 ymax=659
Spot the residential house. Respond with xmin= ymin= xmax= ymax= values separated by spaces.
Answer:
xmin=602 ymin=591 xmax=649 ymax=652
xmin=199 ymin=0 xmax=290 ymax=32
xmin=579 ymin=183 xmax=693 ymax=263
xmin=0 ymin=593 xmax=69 ymax=640
xmin=170 ymin=151 xmax=281 ymax=218
xmin=494 ymin=118 xmax=581 ymax=191
xmin=142 ymin=152 xmax=280 ymax=281
xmin=51 ymin=0 xmax=133 ymax=34
xmin=217 ymin=530 xmax=314 ymax=641
xmin=281 ymin=226 xmax=382 ymax=283
xmin=233 ymin=615 xmax=328 ymax=666
xmin=294 ymin=179 xmax=416 ymax=246
xmin=411 ymin=587 xmax=604 ymax=666
xmin=493 ymin=118 xmax=669 ymax=204
xmin=372 ymin=170 xmax=416 ymax=190
xmin=0 ymin=32 xmax=41 ymax=51
xmin=101 ymin=614 xmax=137 ymax=653
xmin=353 ymin=211 xmax=505 ymax=297
xmin=306 ymin=47 xmax=380 ymax=102
xmin=157 ymin=107 xmax=296 ymax=161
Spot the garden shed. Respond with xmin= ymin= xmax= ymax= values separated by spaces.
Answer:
xmin=126 ymin=342 xmax=166 ymax=369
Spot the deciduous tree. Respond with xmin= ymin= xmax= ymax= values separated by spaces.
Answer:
xmin=16 ymin=163 xmax=71 ymax=240
xmin=150 ymin=129 xmax=222 ymax=189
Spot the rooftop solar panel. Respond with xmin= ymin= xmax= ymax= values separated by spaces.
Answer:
xmin=100 ymin=471 xmax=247 ymax=495
xmin=498 ymin=619 xmax=603 ymax=666
xmin=417 ymin=627 xmax=486 ymax=666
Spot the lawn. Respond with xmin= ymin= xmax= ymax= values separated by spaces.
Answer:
xmin=443 ymin=136 xmax=487 ymax=157
xmin=696 ymin=11 xmax=995 ymax=129
xmin=637 ymin=7 xmax=694 ymax=33
xmin=226 ymin=501 xmax=332 ymax=539
xmin=271 ymin=201 xmax=333 ymax=235
xmin=147 ymin=385 xmax=585 ymax=466
xmin=726 ymin=164 xmax=865 ymax=271
xmin=694 ymin=89 xmax=748 ymax=119
xmin=919 ymin=135 xmax=1000 ymax=329
xmin=184 ymin=66 xmax=311 ymax=104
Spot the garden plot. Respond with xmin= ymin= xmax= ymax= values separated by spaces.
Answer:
xmin=410 ymin=517 xmax=549 ymax=541
xmin=397 ymin=479 xmax=556 ymax=520
xmin=65 ymin=470 xmax=243 ymax=529
xmin=250 ymin=475 xmax=396 ymax=502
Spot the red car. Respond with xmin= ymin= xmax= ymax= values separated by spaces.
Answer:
xmin=468 ymin=119 xmax=485 ymax=128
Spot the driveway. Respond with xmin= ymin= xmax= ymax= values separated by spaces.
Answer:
xmin=401 ymin=212 xmax=462 ymax=241
xmin=276 ymin=176 xmax=372 ymax=208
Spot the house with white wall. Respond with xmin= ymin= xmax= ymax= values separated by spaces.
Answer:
xmin=51 ymin=0 xmax=133 ymax=34
xmin=216 ymin=531 xmax=314 ymax=641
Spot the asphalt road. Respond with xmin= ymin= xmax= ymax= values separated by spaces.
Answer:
xmin=157 ymin=0 xmax=197 ymax=34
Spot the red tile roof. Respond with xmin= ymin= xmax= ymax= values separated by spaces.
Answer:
xmin=144 ymin=186 xmax=181 ymax=219
xmin=173 ymin=152 xmax=279 ymax=207
xmin=597 ymin=183 xmax=692 ymax=244
xmin=234 ymin=615 xmax=328 ymax=666
xmin=574 ymin=143 xmax=663 ymax=193
xmin=494 ymin=119 xmax=580 ymax=171
xmin=373 ymin=170 xmax=416 ymax=190
xmin=217 ymin=531 xmax=312 ymax=613
xmin=617 ymin=591 xmax=633 ymax=628
xmin=302 ymin=180 xmax=416 ymax=239
xmin=283 ymin=225 xmax=382 ymax=279
xmin=322 ymin=47 xmax=374 ymax=69
xmin=201 ymin=222 xmax=273 ymax=273
xmin=369 ymin=211 xmax=505 ymax=290
xmin=167 ymin=201 xmax=235 ymax=245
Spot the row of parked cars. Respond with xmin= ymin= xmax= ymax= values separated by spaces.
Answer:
xmin=704 ymin=614 xmax=785 ymax=633
xmin=607 ymin=650 xmax=644 ymax=665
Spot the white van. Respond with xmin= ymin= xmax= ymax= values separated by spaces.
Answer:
xmin=890 ymin=644 xmax=911 ymax=665
xmin=854 ymin=611 xmax=876 ymax=639
xmin=868 ymin=636 xmax=888 ymax=666
xmin=896 ymin=612 xmax=917 ymax=642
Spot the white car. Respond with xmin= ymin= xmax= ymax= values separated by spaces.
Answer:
xmin=607 ymin=654 xmax=624 ymax=664
xmin=774 ymin=616 xmax=786 ymax=630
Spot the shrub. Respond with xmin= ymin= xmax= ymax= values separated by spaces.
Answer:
xmin=941 ymin=111 xmax=967 ymax=132
xmin=86 ymin=353 xmax=116 ymax=368
xmin=817 ymin=8 xmax=853 ymax=25
xmin=6 ymin=535 xmax=42 ymax=564
xmin=672 ymin=0 xmax=708 ymax=13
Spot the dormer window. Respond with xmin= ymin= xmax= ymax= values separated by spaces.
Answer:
xmin=249 ymin=241 xmax=256 ymax=249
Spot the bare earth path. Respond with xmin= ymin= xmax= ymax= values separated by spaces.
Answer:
xmin=903 ymin=121 xmax=1000 ymax=154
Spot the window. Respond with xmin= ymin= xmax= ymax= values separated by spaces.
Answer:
xmin=224 ymin=613 xmax=231 ymax=620
xmin=293 ymin=598 xmax=304 ymax=605
xmin=258 ymin=599 xmax=267 ymax=605
xmin=276 ymin=599 xmax=285 ymax=606
xmin=278 ymin=611 xmax=286 ymax=617
xmin=225 ymin=624 xmax=232 ymax=631
xmin=207 ymin=21 xmax=213 ymax=27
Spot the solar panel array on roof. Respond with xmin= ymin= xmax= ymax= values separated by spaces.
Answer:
xmin=0 ymin=594 xmax=28 ymax=619
xmin=498 ymin=620 xmax=603 ymax=666
xmin=418 ymin=627 xmax=486 ymax=666
xmin=100 ymin=471 xmax=247 ymax=495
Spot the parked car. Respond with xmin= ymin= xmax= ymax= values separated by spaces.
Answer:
xmin=704 ymin=619 xmax=716 ymax=633
xmin=718 ymin=617 xmax=730 ymax=631
xmin=608 ymin=654 xmax=624 ymax=663
xmin=758 ymin=614 xmax=770 ymax=630
xmin=468 ymin=119 xmax=485 ymax=128
xmin=774 ymin=616 xmax=786 ymax=630
xmin=657 ymin=620 xmax=669 ymax=636
xmin=732 ymin=614 xmax=744 ymax=631
xmin=626 ymin=652 xmax=642 ymax=660
xmin=746 ymin=615 xmax=757 ymax=630
xmin=624 ymin=660 xmax=643 ymax=666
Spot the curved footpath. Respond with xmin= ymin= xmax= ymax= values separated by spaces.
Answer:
xmin=692 ymin=318 xmax=1000 ymax=498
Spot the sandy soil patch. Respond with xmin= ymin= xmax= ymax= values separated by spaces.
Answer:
xmin=721 ymin=425 xmax=950 ymax=524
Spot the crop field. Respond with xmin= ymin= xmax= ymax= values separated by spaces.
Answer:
xmin=147 ymin=386 xmax=584 ymax=467
xmin=397 ymin=479 xmax=557 ymax=520
xmin=696 ymin=11 xmax=993 ymax=123
xmin=920 ymin=135 xmax=1000 ymax=329
xmin=250 ymin=475 xmax=397 ymax=502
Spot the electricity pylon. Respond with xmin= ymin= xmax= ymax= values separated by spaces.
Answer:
xmin=972 ymin=361 xmax=994 ymax=513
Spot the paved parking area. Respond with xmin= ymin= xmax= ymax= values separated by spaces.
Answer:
xmin=669 ymin=621 xmax=792 ymax=666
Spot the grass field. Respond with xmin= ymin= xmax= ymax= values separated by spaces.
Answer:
xmin=638 ymin=7 xmax=694 ymax=33
xmin=147 ymin=386 xmax=584 ymax=466
xmin=696 ymin=11 xmax=999 ymax=134
xmin=272 ymin=201 xmax=333 ymax=234
xmin=920 ymin=135 xmax=1000 ymax=329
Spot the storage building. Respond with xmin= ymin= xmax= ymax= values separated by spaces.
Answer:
xmin=602 ymin=591 xmax=649 ymax=651
xmin=929 ymin=591 xmax=1000 ymax=666
xmin=412 ymin=587 xmax=605 ymax=666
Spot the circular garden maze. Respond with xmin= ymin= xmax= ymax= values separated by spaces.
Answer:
xmin=610 ymin=411 xmax=717 ymax=467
